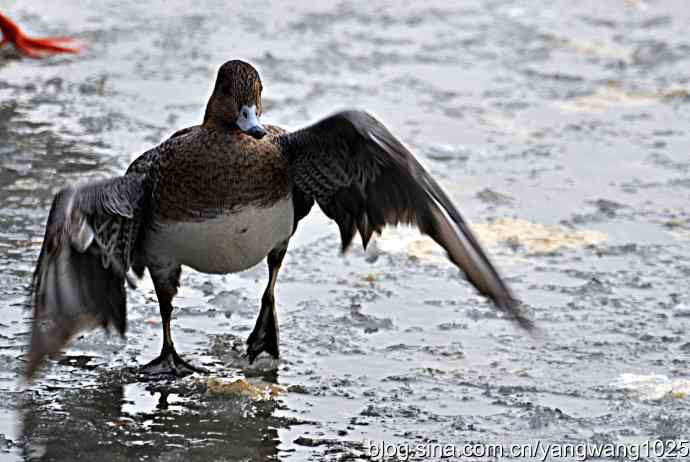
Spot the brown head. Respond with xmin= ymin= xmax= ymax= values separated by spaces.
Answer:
xmin=203 ymin=60 xmax=266 ymax=139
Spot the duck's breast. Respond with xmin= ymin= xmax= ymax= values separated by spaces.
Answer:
xmin=149 ymin=197 xmax=293 ymax=274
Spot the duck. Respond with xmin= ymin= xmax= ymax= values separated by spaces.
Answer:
xmin=27 ymin=60 xmax=534 ymax=378
xmin=0 ymin=11 xmax=81 ymax=58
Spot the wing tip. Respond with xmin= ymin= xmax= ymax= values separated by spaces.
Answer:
xmin=496 ymin=296 xmax=541 ymax=336
xmin=24 ymin=324 xmax=58 ymax=381
xmin=24 ymin=353 xmax=44 ymax=382
xmin=24 ymin=355 xmax=41 ymax=382
xmin=514 ymin=313 xmax=539 ymax=333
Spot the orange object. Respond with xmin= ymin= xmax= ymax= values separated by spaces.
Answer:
xmin=0 ymin=12 xmax=82 ymax=58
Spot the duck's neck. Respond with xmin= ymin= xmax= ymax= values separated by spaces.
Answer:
xmin=202 ymin=94 xmax=235 ymax=130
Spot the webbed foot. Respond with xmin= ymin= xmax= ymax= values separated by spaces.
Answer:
xmin=140 ymin=344 xmax=207 ymax=377
xmin=246 ymin=307 xmax=279 ymax=363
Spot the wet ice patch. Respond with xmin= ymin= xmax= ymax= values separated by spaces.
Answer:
xmin=208 ymin=289 xmax=254 ymax=318
xmin=564 ymin=39 xmax=630 ymax=61
xmin=121 ymin=382 xmax=189 ymax=415
xmin=672 ymin=303 xmax=690 ymax=317
xmin=476 ymin=188 xmax=514 ymax=206
xmin=611 ymin=374 xmax=690 ymax=400
xmin=425 ymin=143 xmax=470 ymax=162
xmin=335 ymin=304 xmax=394 ymax=333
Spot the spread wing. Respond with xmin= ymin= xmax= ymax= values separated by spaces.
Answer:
xmin=28 ymin=174 xmax=147 ymax=378
xmin=279 ymin=110 xmax=534 ymax=330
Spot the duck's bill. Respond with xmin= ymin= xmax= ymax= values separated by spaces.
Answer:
xmin=236 ymin=104 xmax=266 ymax=139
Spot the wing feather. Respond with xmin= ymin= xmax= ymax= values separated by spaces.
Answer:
xmin=280 ymin=110 xmax=534 ymax=331
xmin=27 ymin=174 xmax=146 ymax=378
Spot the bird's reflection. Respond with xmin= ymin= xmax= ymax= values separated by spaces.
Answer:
xmin=19 ymin=370 xmax=284 ymax=461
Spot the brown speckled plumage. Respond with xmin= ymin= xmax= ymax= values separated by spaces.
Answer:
xmin=27 ymin=60 xmax=535 ymax=379
xmin=148 ymin=127 xmax=290 ymax=222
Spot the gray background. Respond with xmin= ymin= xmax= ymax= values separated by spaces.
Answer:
xmin=0 ymin=0 xmax=688 ymax=460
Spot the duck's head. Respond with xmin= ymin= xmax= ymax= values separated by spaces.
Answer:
xmin=203 ymin=60 xmax=266 ymax=139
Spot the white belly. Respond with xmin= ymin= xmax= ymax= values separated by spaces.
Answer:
xmin=150 ymin=198 xmax=293 ymax=274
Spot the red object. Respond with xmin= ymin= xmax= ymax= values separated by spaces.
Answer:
xmin=0 ymin=12 xmax=82 ymax=58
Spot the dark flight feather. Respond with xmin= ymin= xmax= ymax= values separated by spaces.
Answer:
xmin=27 ymin=175 xmax=146 ymax=378
xmin=279 ymin=110 xmax=534 ymax=331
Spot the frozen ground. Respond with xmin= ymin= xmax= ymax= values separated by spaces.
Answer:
xmin=0 ymin=0 xmax=688 ymax=460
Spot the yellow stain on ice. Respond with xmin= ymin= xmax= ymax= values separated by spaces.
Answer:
xmin=554 ymin=82 xmax=689 ymax=113
xmin=375 ymin=218 xmax=607 ymax=262
xmin=473 ymin=219 xmax=608 ymax=252
xmin=196 ymin=376 xmax=285 ymax=400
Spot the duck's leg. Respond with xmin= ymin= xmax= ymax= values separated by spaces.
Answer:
xmin=141 ymin=266 xmax=206 ymax=376
xmin=247 ymin=243 xmax=287 ymax=362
